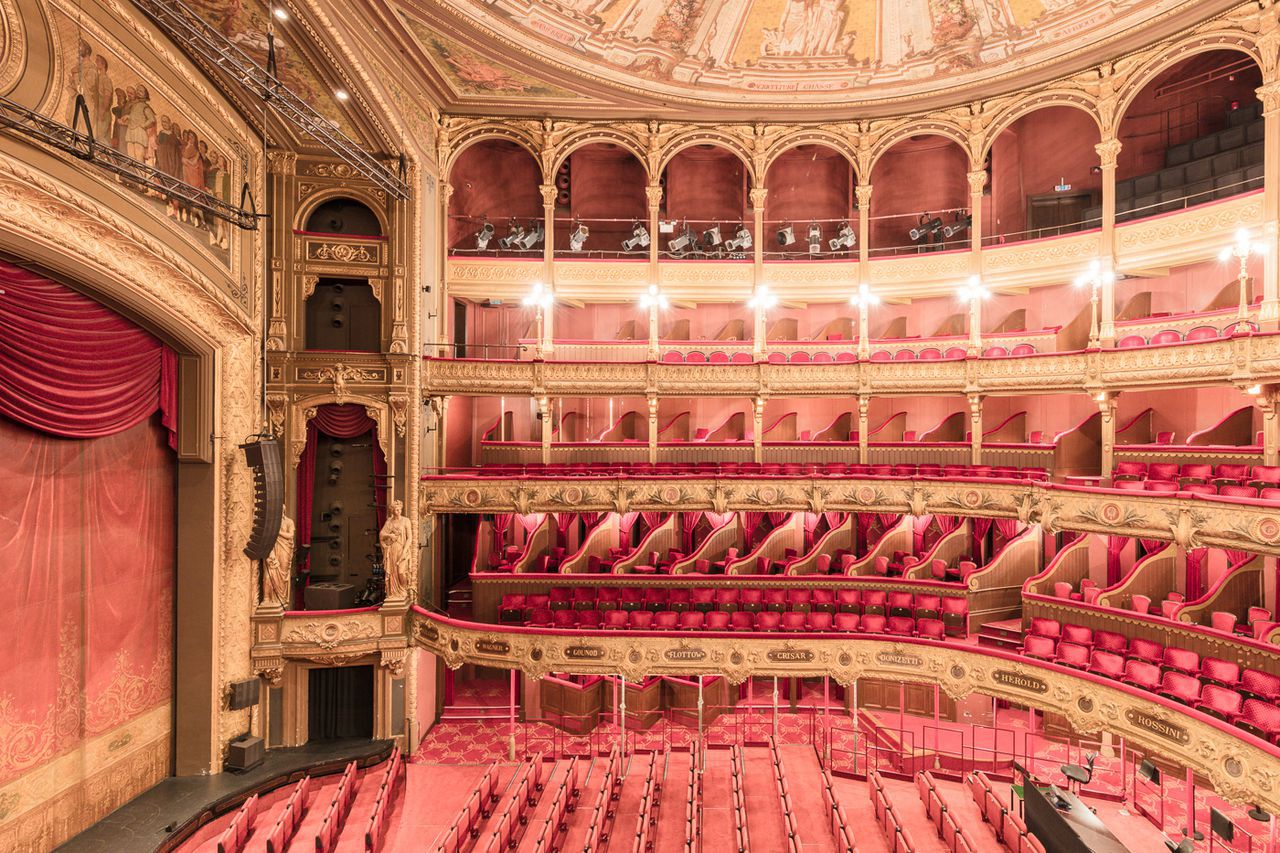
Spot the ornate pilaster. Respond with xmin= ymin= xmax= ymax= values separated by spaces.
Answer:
xmin=538 ymin=395 xmax=552 ymax=465
xmin=1095 ymin=137 xmax=1123 ymax=344
xmin=753 ymin=395 xmax=766 ymax=464
xmin=438 ymin=184 xmax=455 ymax=359
xmin=1259 ymin=386 xmax=1280 ymax=468
xmin=646 ymin=183 xmax=662 ymax=280
xmin=750 ymin=186 xmax=768 ymax=358
xmin=647 ymin=394 xmax=659 ymax=464
xmin=539 ymin=183 xmax=557 ymax=353
xmin=266 ymin=151 xmax=296 ymax=352
xmin=1097 ymin=393 xmax=1118 ymax=482
xmin=966 ymin=169 xmax=986 ymax=263
xmin=857 ymin=395 xmax=870 ymax=465
xmin=1259 ymin=82 xmax=1280 ymax=329
xmin=855 ymin=184 xmax=873 ymax=357
xmin=968 ymin=394 xmax=983 ymax=465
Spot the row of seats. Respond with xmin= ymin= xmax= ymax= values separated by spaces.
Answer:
xmin=657 ymin=344 xmax=1041 ymax=365
xmin=818 ymin=764 xmax=857 ymax=853
xmin=526 ymin=757 xmax=581 ymax=853
xmin=916 ymin=770 xmax=982 ymax=853
xmin=433 ymin=760 xmax=501 ymax=853
xmin=627 ymin=753 xmax=661 ymax=853
xmin=870 ymin=770 xmax=920 ymax=853
xmin=967 ymin=770 xmax=1044 ymax=853
xmin=1115 ymin=323 xmax=1248 ymax=348
xmin=1114 ymin=461 xmax=1279 ymax=488
xmin=1115 ymin=480 xmax=1280 ymax=499
xmin=1020 ymin=618 xmax=1280 ymax=743
xmin=362 ymin=747 xmax=405 ymax=853
xmin=213 ymin=794 xmax=259 ymax=853
xmin=729 ymin=747 xmax=750 ymax=853
xmin=465 ymin=461 xmax=1051 ymax=479
xmin=500 ymin=586 xmax=969 ymax=621
xmin=525 ymin=608 xmax=962 ymax=638
xmin=264 ymin=777 xmax=312 ymax=853
xmin=313 ymin=760 xmax=359 ymax=853
xmin=581 ymin=749 xmax=624 ymax=851
xmin=1046 ymin=582 xmax=1278 ymax=640
xmin=766 ymin=740 xmax=803 ymax=853
xmin=477 ymin=755 xmax=545 ymax=853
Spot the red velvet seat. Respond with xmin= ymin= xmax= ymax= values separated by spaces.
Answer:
xmin=705 ymin=611 xmax=731 ymax=631
xmin=1116 ymin=334 xmax=1146 ymax=348
xmin=690 ymin=587 xmax=716 ymax=612
xmin=1010 ymin=343 xmax=1036 ymax=356
xmin=729 ymin=611 xmax=754 ymax=630
xmin=1243 ymin=668 xmax=1280 ymax=702
xmin=737 ymin=588 xmax=763 ymax=613
xmin=1021 ymin=635 xmax=1056 ymax=660
xmin=553 ymin=609 xmax=577 ymax=629
xmin=619 ymin=588 xmax=645 ymax=611
xmin=834 ymin=612 xmax=860 ymax=632
xmin=1123 ymin=660 xmax=1162 ymax=691
xmin=1201 ymin=657 xmax=1241 ymax=687
xmin=678 ymin=611 xmax=704 ymax=630
xmin=1162 ymin=647 xmax=1200 ymax=676
xmin=914 ymin=594 xmax=940 ymax=620
xmin=863 ymin=591 xmax=887 ymax=616
xmin=1054 ymin=642 xmax=1090 ymax=669
xmin=1147 ymin=462 xmax=1179 ymax=482
xmin=1221 ymin=484 xmax=1260 ymax=498
xmin=578 ymin=610 xmax=602 ymax=629
xmin=887 ymin=616 xmax=915 ymax=636
xmin=763 ymin=588 xmax=788 ymax=612
xmin=1210 ymin=611 xmax=1238 ymax=634
xmin=755 ymin=611 xmax=781 ymax=631
xmin=654 ymin=611 xmax=679 ymax=630
xmin=1061 ymin=624 xmax=1092 ymax=648
xmin=1197 ymin=684 xmax=1244 ymax=721
xmin=549 ymin=587 xmax=572 ymax=609
xmin=1239 ymin=699 xmax=1280 ymax=743
xmin=499 ymin=594 xmax=527 ymax=623
xmin=1179 ymin=463 xmax=1213 ymax=484
xmin=944 ymin=346 xmax=967 ymax=358
xmin=1088 ymin=650 xmax=1126 ymax=679
xmin=1094 ymin=630 xmax=1127 ymax=654
xmin=1215 ymin=463 xmax=1251 ymax=483
xmin=1150 ymin=329 xmax=1182 ymax=345
xmin=1028 ymin=617 xmax=1061 ymax=641
xmin=629 ymin=610 xmax=654 ymax=629
xmin=941 ymin=597 xmax=968 ymax=637
xmin=528 ymin=607 xmax=554 ymax=628
xmin=787 ymin=588 xmax=812 ymax=613
xmin=1128 ymin=637 xmax=1164 ymax=665
xmin=1185 ymin=325 xmax=1219 ymax=341
xmin=811 ymin=588 xmax=836 ymax=613
xmin=807 ymin=612 xmax=833 ymax=631
xmin=916 ymin=618 xmax=945 ymax=639
xmin=1114 ymin=461 xmax=1147 ymax=479
xmin=667 ymin=588 xmax=690 ymax=612
xmin=1158 ymin=671 xmax=1202 ymax=705
xmin=873 ymin=556 xmax=890 ymax=577
xmin=714 ymin=587 xmax=740 ymax=612
xmin=861 ymin=614 xmax=887 ymax=634
xmin=644 ymin=587 xmax=669 ymax=611
xmin=888 ymin=591 xmax=914 ymax=618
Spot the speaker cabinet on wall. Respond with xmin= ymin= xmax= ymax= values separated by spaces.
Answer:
xmin=226 ymin=734 xmax=264 ymax=771
xmin=228 ymin=678 xmax=261 ymax=711
xmin=241 ymin=438 xmax=283 ymax=560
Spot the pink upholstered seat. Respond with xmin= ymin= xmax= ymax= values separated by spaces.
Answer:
xmin=1210 ymin=611 xmax=1239 ymax=634
xmin=1185 ymin=325 xmax=1219 ymax=341
xmin=1162 ymin=647 xmax=1200 ymax=676
xmin=1010 ymin=343 xmax=1036 ymax=356
xmin=1150 ymin=329 xmax=1181 ymax=345
xmin=1028 ymin=617 xmax=1061 ymax=640
xmin=1022 ymin=635 xmax=1056 ymax=660
xmin=916 ymin=618 xmax=945 ymax=639
xmin=1239 ymin=699 xmax=1280 ymax=743
xmin=1129 ymin=594 xmax=1152 ymax=614
xmin=1202 ymin=657 xmax=1241 ymax=687
xmin=860 ymin=614 xmax=887 ymax=634
xmin=1088 ymin=650 xmax=1126 ymax=679
xmin=833 ymin=612 xmax=860 ymax=632
xmin=1122 ymin=660 xmax=1162 ymax=691
xmin=705 ymin=611 xmax=731 ymax=631
xmin=1116 ymin=334 xmax=1146 ymax=348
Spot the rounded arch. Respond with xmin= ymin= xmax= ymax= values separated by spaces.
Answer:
xmin=867 ymin=121 xmax=974 ymax=177
xmin=289 ymin=392 xmax=393 ymax=465
xmin=658 ymin=130 xmax=756 ymax=183
xmin=551 ymin=129 xmax=651 ymax=180
xmin=762 ymin=132 xmax=859 ymax=180
xmin=444 ymin=126 xmax=544 ymax=182
xmin=295 ymin=190 xmax=388 ymax=236
xmin=980 ymin=94 xmax=1103 ymax=160
xmin=1115 ymin=37 xmax=1263 ymax=128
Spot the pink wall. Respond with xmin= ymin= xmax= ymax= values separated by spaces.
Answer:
xmin=1118 ymin=385 xmax=1255 ymax=444
xmin=663 ymin=146 xmax=747 ymax=227
xmin=414 ymin=648 xmax=438 ymax=744
xmin=448 ymin=141 xmax=542 ymax=250
xmin=989 ymin=106 xmax=1102 ymax=237
xmin=869 ymin=136 xmax=969 ymax=251
xmin=764 ymin=146 xmax=855 ymax=258
xmin=562 ymin=144 xmax=647 ymax=252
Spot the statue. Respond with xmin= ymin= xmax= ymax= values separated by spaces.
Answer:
xmin=262 ymin=505 xmax=295 ymax=607
xmin=379 ymin=499 xmax=414 ymax=601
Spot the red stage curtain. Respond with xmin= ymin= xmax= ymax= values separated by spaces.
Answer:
xmin=994 ymin=519 xmax=1020 ymax=541
xmin=491 ymin=513 xmax=514 ymax=562
xmin=681 ymin=511 xmax=703 ymax=553
xmin=823 ymin=511 xmax=846 ymax=531
xmin=1139 ymin=538 xmax=1167 ymax=554
xmin=972 ymin=518 xmax=994 ymax=562
xmin=743 ymin=512 xmax=766 ymax=547
xmin=0 ymin=260 xmax=177 ymax=446
xmin=1225 ymin=548 xmax=1252 ymax=566
xmin=1106 ymin=536 xmax=1128 ymax=585
xmin=0 ymin=415 xmax=173 ymax=786
xmin=554 ymin=513 xmax=575 ymax=547
xmin=618 ymin=512 xmax=640 ymax=547
xmin=913 ymin=515 xmax=933 ymax=552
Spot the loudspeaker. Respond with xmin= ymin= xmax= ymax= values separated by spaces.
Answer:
xmin=241 ymin=439 xmax=284 ymax=560
xmin=305 ymin=582 xmax=357 ymax=610
xmin=228 ymin=678 xmax=261 ymax=711
xmin=225 ymin=734 xmax=264 ymax=772
xmin=1137 ymin=758 xmax=1161 ymax=784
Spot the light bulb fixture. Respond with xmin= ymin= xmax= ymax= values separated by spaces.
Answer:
xmin=272 ymin=7 xmax=289 ymax=21
xmin=850 ymin=283 xmax=880 ymax=308
xmin=1248 ymin=383 xmax=1263 ymax=396
xmin=639 ymin=284 xmax=669 ymax=311
xmin=776 ymin=224 xmax=796 ymax=246
xmin=1221 ymin=228 xmax=1265 ymax=323
xmin=568 ymin=221 xmax=589 ymax=252
xmin=522 ymin=282 xmax=553 ymax=310
xmin=621 ymin=223 xmax=650 ymax=252
xmin=334 ymin=89 xmax=350 ymax=102
xmin=747 ymin=285 xmax=778 ymax=311
xmin=957 ymin=275 xmax=990 ymax=302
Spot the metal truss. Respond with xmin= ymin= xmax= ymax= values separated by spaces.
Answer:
xmin=0 ymin=94 xmax=263 ymax=230
xmin=130 ymin=0 xmax=409 ymax=200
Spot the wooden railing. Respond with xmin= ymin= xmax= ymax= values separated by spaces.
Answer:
xmin=612 ymin=515 xmax=679 ymax=574
xmin=786 ymin=514 xmax=856 ymax=576
xmin=1097 ymin=545 xmax=1177 ymax=610
xmin=1023 ymin=534 xmax=1091 ymax=597
xmin=1176 ymin=556 xmax=1265 ymax=627
xmin=846 ymin=516 xmax=912 ymax=575
xmin=670 ymin=519 xmax=741 ymax=574
xmin=727 ymin=514 xmax=803 ymax=574
xmin=967 ymin=526 xmax=1043 ymax=630
xmin=559 ymin=515 xmax=621 ymax=573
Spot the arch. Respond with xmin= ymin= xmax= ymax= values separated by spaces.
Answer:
xmin=980 ymin=94 xmax=1104 ymax=160
xmin=290 ymin=392 xmax=394 ymax=465
xmin=762 ymin=132 xmax=859 ymax=181
xmin=658 ymin=130 xmax=756 ymax=183
xmin=1115 ymin=38 xmax=1263 ymax=128
xmin=867 ymin=120 xmax=974 ymax=176
xmin=551 ymin=128 xmax=651 ymax=180
xmin=444 ymin=125 xmax=544 ymax=182
xmin=295 ymin=188 xmax=388 ymax=236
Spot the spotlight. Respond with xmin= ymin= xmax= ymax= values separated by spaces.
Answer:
xmin=621 ymin=223 xmax=650 ymax=252
xmin=807 ymin=223 xmax=822 ymax=254
xmin=568 ymin=221 xmax=589 ymax=252
xmin=777 ymin=224 xmax=796 ymax=246
xmin=668 ymin=224 xmax=698 ymax=256
xmin=703 ymin=225 xmax=723 ymax=247
xmin=334 ymin=89 xmax=350 ymax=102
xmin=910 ymin=215 xmax=943 ymax=242
xmin=474 ymin=221 xmax=495 ymax=250
xmin=942 ymin=214 xmax=972 ymax=240
xmin=828 ymin=221 xmax=856 ymax=251
xmin=515 ymin=221 xmax=544 ymax=250
xmin=497 ymin=220 xmax=525 ymax=250
xmin=724 ymin=225 xmax=752 ymax=253
xmin=1247 ymin=805 xmax=1270 ymax=822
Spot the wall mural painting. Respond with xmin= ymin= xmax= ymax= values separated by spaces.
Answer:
xmin=52 ymin=10 xmax=235 ymax=263
xmin=463 ymin=0 xmax=1152 ymax=93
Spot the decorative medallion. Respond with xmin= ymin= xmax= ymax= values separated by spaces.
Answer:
xmin=855 ymin=486 xmax=877 ymax=505
xmin=1224 ymin=756 xmax=1244 ymax=778
xmin=950 ymin=664 xmax=965 ymax=680
xmin=1254 ymin=517 xmax=1280 ymax=544
xmin=1099 ymin=503 xmax=1124 ymax=525
xmin=1077 ymin=696 xmax=1094 ymax=714
xmin=961 ymin=490 xmax=983 ymax=509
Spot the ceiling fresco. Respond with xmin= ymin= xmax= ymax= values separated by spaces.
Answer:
xmin=399 ymin=0 xmax=1212 ymax=111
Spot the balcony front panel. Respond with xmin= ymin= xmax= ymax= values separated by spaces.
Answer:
xmin=1116 ymin=192 xmax=1264 ymax=271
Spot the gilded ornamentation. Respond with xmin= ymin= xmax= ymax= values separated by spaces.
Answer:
xmin=307 ymin=242 xmax=378 ymax=264
xmin=299 ymin=363 xmax=381 ymax=402
xmin=282 ymin=619 xmax=378 ymax=651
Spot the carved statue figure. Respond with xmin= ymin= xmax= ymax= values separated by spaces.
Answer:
xmin=263 ymin=505 xmax=295 ymax=607
xmin=379 ymin=499 xmax=414 ymax=600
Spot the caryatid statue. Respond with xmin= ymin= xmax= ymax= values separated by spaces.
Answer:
xmin=379 ymin=499 xmax=414 ymax=601
xmin=263 ymin=505 xmax=295 ymax=607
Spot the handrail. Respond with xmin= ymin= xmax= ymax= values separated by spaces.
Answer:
xmin=670 ymin=517 xmax=740 ymax=574
xmin=1023 ymin=533 xmax=1091 ymax=596
xmin=559 ymin=514 xmax=620 ymax=573
xmin=612 ymin=514 xmax=679 ymax=574
xmin=727 ymin=513 xmax=803 ymax=574
xmin=1176 ymin=554 xmax=1265 ymax=626
xmin=903 ymin=523 xmax=970 ymax=580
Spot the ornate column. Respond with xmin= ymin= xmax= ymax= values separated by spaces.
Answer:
xmin=968 ymin=394 xmax=983 ymax=466
xmin=1096 ymin=138 xmax=1123 ymax=344
xmin=966 ymin=288 xmax=984 ymax=356
xmin=647 ymin=394 xmax=659 ymax=464
xmin=751 ymin=186 xmax=768 ymax=359
xmin=1258 ymin=82 xmax=1280 ymax=329
xmin=1260 ymin=386 xmax=1279 ymax=467
xmin=857 ymin=395 xmax=870 ymax=465
xmin=438 ymin=183 xmax=454 ymax=357
xmin=538 ymin=395 xmax=551 ymax=465
xmin=539 ymin=183 xmax=557 ymax=355
xmin=265 ymin=150 xmax=295 ymax=352
xmin=1097 ymin=393 xmax=1118 ymax=483
xmin=966 ymin=168 xmax=986 ymax=261
xmin=646 ymin=183 xmax=664 ymax=357
xmin=856 ymin=184 xmax=874 ymax=359
xmin=753 ymin=395 xmax=766 ymax=464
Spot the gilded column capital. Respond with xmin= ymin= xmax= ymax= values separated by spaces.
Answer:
xmin=1258 ymin=81 xmax=1280 ymax=116
xmin=441 ymin=183 xmax=455 ymax=204
xmin=645 ymin=183 xmax=663 ymax=210
xmin=749 ymin=187 xmax=768 ymax=210
xmin=1095 ymin=138 xmax=1123 ymax=169
xmin=966 ymin=170 xmax=987 ymax=196
xmin=854 ymin=184 xmax=873 ymax=207
xmin=266 ymin=150 xmax=297 ymax=175
xmin=539 ymin=184 xmax=558 ymax=208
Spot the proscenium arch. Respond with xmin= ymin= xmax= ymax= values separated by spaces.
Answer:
xmin=657 ymin=131 xmax=757 ymax=185
xmin=294 ymin=188 xmax=389 ymax=236
xmin=443 ymin=126 xmax=544 ymax=184
xmin=761 ymin=134 xmax=861 ymax=184
xmin=979 ymin=95 xmax=1104 ymax=161
xmin=1113 ymin=37 xmax=1264 ymax=130
xmin=550 ymin=130 xmax=651 ymax=181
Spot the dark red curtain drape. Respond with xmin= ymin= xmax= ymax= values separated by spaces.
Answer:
xmin=1186 ymin=547 xmax=1208 ymax=600
xmin=1106 ymin=536 xmax=1128 ymax=585
xmin=0 ymin=260 xmax=177 ymax=447
xmin=973 ymin=518 xmax=994 ymax=563
xmin=491 ymin=513 xmax=514 ymax=562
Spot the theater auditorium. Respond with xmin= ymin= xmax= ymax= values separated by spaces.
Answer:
xmin=6 ymin=0 xmax=1280 ymax=851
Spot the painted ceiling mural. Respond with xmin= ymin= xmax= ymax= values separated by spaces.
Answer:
xmin=412 ymin=0 xmax=1190 ymax=105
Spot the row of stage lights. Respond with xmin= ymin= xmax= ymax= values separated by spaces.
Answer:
xmin=474 ymin=220 xmax=865 ymax=255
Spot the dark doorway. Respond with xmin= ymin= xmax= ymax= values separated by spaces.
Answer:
xmin=308 ymin=665 xmax=374 ymax=741
xmin=306 ymin=278 xmax=380 ymax=352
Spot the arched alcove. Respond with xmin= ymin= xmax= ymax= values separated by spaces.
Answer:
xmin=554 ymin=142 xmax=648 ymax=259
xmin=304 ymin=196 xmax=383 ymax=237
xmin=660 ymin=144 xmax=750 ymax=260
xmin=869 ymin=135 xmax=969 ymax=255
xmin=448 ymin=139 xmax=543 ymax=256
xmin=763 ymin=145 xmax=856 ymax=260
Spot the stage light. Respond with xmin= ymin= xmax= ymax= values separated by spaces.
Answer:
xmin=828 ymin=222 xmax=855 ymax=251
xmin=668 ymin=225 xmax=698 ymax=256
xmin=703 ymin=225 xmax=722 ymax=246
xmin=777 ymin=224 xmax=796 ymax=246
xmin=334 ymin=89 xmax=350 ymax=102
xmin=497 ymin=220 xmax=525 ymax=250
xmin=272 ymin=7 xmax=289 ymax=21
xmin=724 ymin=225 xmax=752 ymax=252
xmin=474 ymin=221 xmax=495 ymax=250
xmin=909 ymin=215 xmax=943 ymax=242
xmin=807 ymin=223 xmax=822 ymax=254
xmin=621 ymin=223 xmax=650 ymax=252
xmin=515 ymin=221 xmax=544 ymax=250
xmin=942 ymin=214 xmax=972 ymax=239
xmin=568 ymin=221 xmax=589 ymax=252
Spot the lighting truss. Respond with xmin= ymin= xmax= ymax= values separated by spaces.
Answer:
xmin=0 ymin=94 xmax=263 ymax=229
xmin=130 ymin=0 xmax=409 ymax=200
